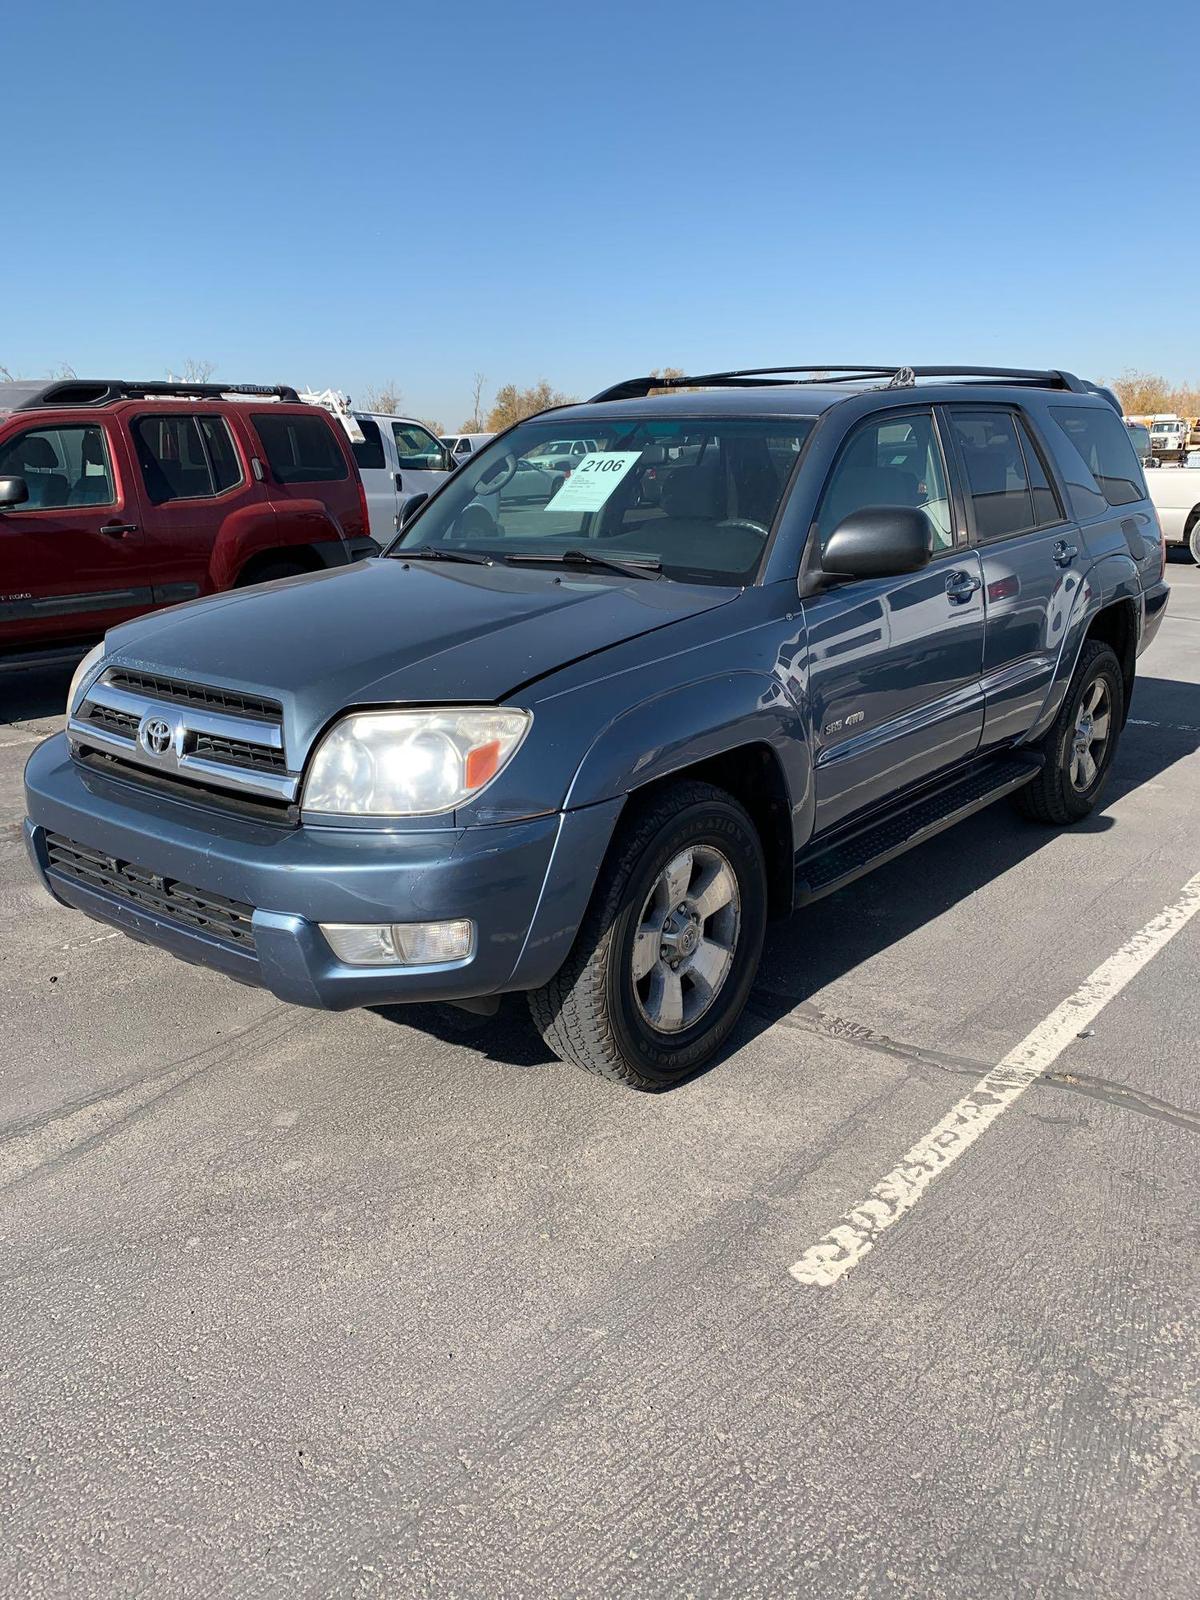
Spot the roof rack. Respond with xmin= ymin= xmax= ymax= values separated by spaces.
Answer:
xmin=14 ymin=379 xmax=302 ymax=411
xmin=590 ymin=365 xmax=1098 ymax=403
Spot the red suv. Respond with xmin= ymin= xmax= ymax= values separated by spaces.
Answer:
xmin=0 ymin=378 xmax=375 ymax=664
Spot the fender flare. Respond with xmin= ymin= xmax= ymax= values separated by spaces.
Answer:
xmin=1026 ymin=554 xmax=1140 ymax=741
xmin=563 ymin=670 xmax=812 ymax=846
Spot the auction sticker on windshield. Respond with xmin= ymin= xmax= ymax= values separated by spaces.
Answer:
xmin=544 ymin=452 xmax=642 ymax=513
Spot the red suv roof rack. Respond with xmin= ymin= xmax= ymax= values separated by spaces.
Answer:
xmin=14 ymin=379 xmax=302 ymax=410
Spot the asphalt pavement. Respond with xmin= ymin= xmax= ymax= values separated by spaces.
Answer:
xmin=1 ymin=562 xmax=1198 ymax=1599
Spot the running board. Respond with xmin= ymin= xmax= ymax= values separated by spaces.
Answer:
xmin=794 ymin=753 xmax=1044 ymax=905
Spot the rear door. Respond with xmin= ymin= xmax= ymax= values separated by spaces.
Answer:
xmin=0 ymin=416 xmax=154 ymax=651
xmin=249 ymin=407 xmax=362 ymax=552
xmin=803 ymin=407 xmax=986 ymax=833
xmin=126 ymin=408 xmax=273 ymax=602
xmin=942 ymin=405 xmax=1078 ymax=748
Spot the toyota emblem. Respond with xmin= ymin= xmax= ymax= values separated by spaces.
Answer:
xmin=139 ymin=715 xmax=174 ymax=757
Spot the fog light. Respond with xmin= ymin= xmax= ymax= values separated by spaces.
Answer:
xmin=321 ymin=919 xmax=475 ymax=967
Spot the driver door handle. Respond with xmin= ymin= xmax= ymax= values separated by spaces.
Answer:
xmin=99 ymin=521 xmax=138 ymax=538
xmin=945 ymin=568 xmax=981 ymax=605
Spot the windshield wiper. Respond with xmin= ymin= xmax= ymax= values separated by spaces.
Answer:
xmin=397 ymin=545 xmax=503 ymax=566
xmin=507 ymin=548 xmax=662 ymax=580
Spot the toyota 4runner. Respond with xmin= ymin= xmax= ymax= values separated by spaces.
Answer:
xmin=24 ymin=364 xmax=1169 ymax=1090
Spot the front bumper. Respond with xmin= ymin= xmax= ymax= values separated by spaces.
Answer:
xmin=24 ymin=735 xmax=621 ymax=1009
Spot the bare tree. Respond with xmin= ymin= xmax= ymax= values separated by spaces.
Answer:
xmin=1108 ymin=368 xmax=1200 ymax=417
xmin=462 ymin=372 xmax=487 ymax=431
xmin=168 ymin=358 xmax=216 ymax=384
xmin=418 ymin=418 xmax=445 ymax=437
xmin=361 ymin=381 xmax=404 ymax=415
xmin=0 ymin=363 xmax=14 ymax=381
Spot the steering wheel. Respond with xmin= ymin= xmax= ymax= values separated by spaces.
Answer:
xmin=477 ymin=451 xmax=520 ymax=494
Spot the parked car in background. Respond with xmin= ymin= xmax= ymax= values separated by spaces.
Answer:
xmin=1149 ymin=417 xmax=1190 ymax=462
xmin=524 ymin=437 xmax=600 ymax=474
xmin=441 ymin=432 xmax=494 ymax=463
xmin=1125 ymin=421 xmax=1153 ymax=466
xmin=0 ymin=378 xmax=374 ymax=666
xmin=1144 ymin=453 xmax=1200 ymax=561
xmin=26 ymin=362 xmax=1168 ymax=1090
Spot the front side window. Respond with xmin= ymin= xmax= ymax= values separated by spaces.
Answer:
xmin=1050 ymin=406 xmax=1146 ymax=509
xmin=393 ymin=414 xmax=814 ymax=585
xmin=252 ymin=413 xmax=348 ymax=484
xmin=948 ymin=409 xmax=1041 ymax=540
xmin=133 ymin=414 xmax=244 ymax=503
xmin=391 ymin=421 xmax=445 ymax=470
xmin=816 ymin=411 xmax=953 ymax=553
xmin=0 ymin=423 xmax=115 ymax=510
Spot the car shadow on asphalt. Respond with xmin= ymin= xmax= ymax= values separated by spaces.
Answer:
xmin=375 ymin=672 xmax=1200 ymax=1082
xmin=0 ymin=660 xmax=80 ymax=725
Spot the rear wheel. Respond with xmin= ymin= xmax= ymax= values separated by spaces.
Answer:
xmin=1014 ymin=639 xmax=1123 ymax=825
xmin=1188 ymin=517 xmax=1200 ymax=566
xmin=528 ymin=781 xmax=767 ymax=1089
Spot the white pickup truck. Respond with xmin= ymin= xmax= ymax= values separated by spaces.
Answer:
xmin=298 ymin=391 xmax=454 ymax=540
xmin=1146 ymin=461 xmax=1200 ymax=562
xmin=1148 ymin=417 xmax=1191 ymax=463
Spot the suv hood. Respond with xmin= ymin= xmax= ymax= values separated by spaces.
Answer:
xmin=104 ymin=557 xmax=736 ymax=756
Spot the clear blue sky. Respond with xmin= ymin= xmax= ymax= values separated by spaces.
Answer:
xmin=4 ymin=0 xmax=1197 ymax=428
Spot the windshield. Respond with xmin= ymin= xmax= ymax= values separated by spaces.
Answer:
xmin=1151 ymin=422 xmax=1178 ymax=433
xmin=392 ymin=415 xmax=813 ymax=584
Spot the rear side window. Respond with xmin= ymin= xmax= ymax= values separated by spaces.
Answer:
xmin=133 ymin=415 xmax=243 ymax=504
xmin=352 ymin=417 xmax=385 ymax=471
xmin=1049 ymin=406 xmax=1145 ymax=509
xmin=253 ymin=413 xmax=348 ymax=483
xmin=0 ymin=423 xmax=115 ymax=509
xmin=948 ymin=409 xmax=1060 ymax=540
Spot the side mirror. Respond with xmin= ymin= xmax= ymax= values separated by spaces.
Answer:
xmin=441 ymin=449 xmax=457 ymax=473
xmin=0 ymin=475 xmax=29 ymax=509
xmin=400 ymin=492 xmax=428 ymax=527
xmin=821 ymin=506 xmax=932 ymax=580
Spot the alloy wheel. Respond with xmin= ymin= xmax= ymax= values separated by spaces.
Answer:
xmin=631 ymin=845 xmax=741 ymax=1034
xmin=1070 ymin=678 xmax=1111 ymax=792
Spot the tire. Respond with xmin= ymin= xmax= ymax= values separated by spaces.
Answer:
xmin=1188 ymin=518 xmax=1200 ymax=566
xmin=1014 ymin=640 xmax=1124 ymax=825
xmin=528 ymin=781 xmax=768 ymax=1089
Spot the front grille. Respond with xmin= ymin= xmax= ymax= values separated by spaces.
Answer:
xmin=84 ymin=702 xmax=139 ymax=739
xmin=74 ymin=748 xmax=298 ymax=824
xmin=191 ymin=731 xmax=288 ymax=773
xmin=105 ymin=669 xmax=282 ymax=723
xmin=45 ymin=831 xmax=257 ymax=951
xmin=70 ymin=667 xmax=295 ymax=810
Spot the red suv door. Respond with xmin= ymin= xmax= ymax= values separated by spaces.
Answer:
xmin=122 ymin=405 xmax=278 ymax=600
xmin=0 ymin=414 xmax=153 ymax=654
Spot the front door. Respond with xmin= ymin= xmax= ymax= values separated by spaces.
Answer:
xmin=802 ymin=407 xmax=986 ymax=834
xmin=0 ymin=418 xmax=153 ymax=652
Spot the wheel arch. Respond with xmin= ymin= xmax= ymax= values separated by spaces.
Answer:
xmin=562 ymin=673 xmax=808 ymax=918
xmin=1026 ymin=557 xmax=1141 ymax=741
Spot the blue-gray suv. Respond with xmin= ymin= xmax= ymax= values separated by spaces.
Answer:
xmin=24 ymin=365 xmax=1170 ymax=1089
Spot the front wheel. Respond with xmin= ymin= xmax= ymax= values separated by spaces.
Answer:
xmin=1188 ymin=519 xmax=1200 ymax=566
xmin=528 ymin=782 xmax=768 ymax=1089
xmin=1014 ymin=639 xmax=1124 ymax=825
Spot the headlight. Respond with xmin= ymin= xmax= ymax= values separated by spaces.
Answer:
xmin=303 ymin=708 xmax=531 ymax=816
xmin=65 ymin=642 xmax=106 ymax=725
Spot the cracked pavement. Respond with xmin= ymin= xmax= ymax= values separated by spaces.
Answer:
xmin=0 ymin=560 xmax=1198 ymax=1598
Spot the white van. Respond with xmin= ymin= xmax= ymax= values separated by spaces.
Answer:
xmin=298 ymin=392 xmax=456 ymax=540
xmin=351 ymin=413 xmax=456 ymax=539
xmin=441 ymin=432 xmax=494 ymax=462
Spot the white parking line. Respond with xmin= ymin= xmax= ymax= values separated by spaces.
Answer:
xmin=790 ymin=869 xmax=1200 ymax=1288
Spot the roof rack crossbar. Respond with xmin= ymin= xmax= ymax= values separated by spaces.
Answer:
xmin=15 ymin=379 xmax=302 ymax=411
xmin=590 ymin=366 xmax=1091 ymax=403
